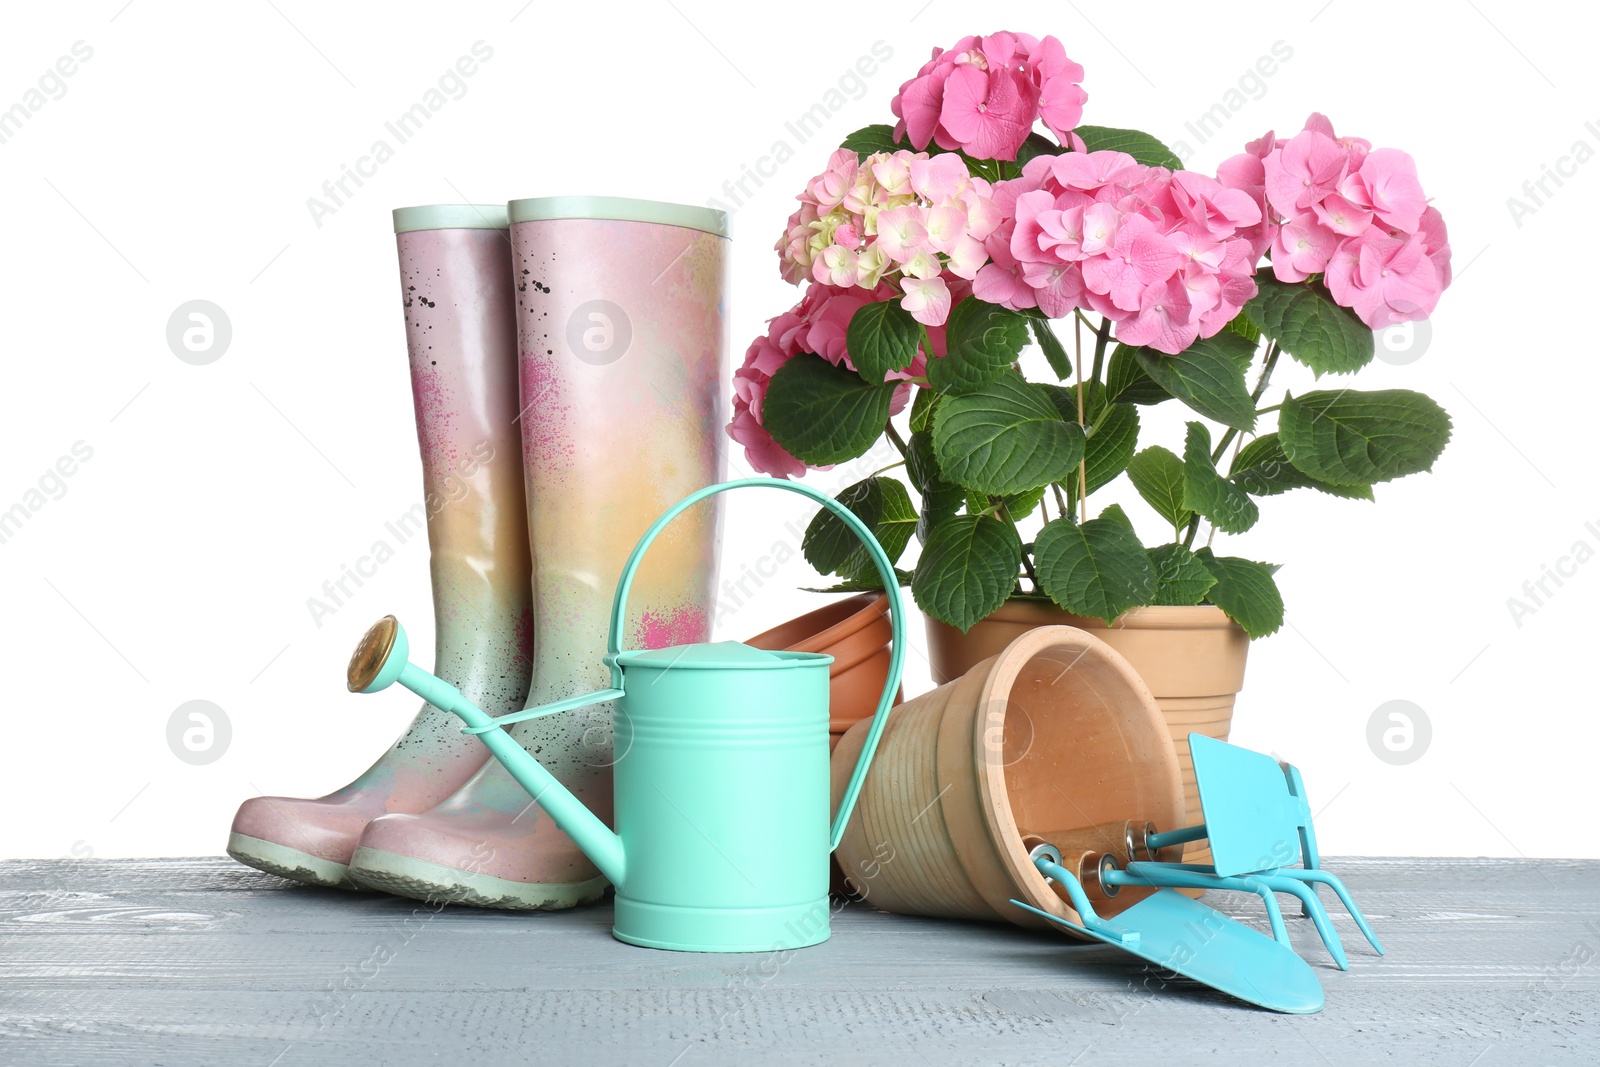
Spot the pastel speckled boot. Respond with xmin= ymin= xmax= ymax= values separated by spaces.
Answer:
xmin=227 ymin=205 xmax=534 ymax=888
xmin=347 ymin=197 xmax=727 ymax=909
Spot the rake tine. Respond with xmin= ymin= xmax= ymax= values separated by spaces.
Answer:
xmin=1259 ymin=874 xmax=1348 ymax=970
xmin=1278 ymin=868 xmax=1385 ymax=955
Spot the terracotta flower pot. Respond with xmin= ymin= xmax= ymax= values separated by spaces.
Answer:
xmin=830 ymin=626 xmax=1184 ymax=934
xmin=745 ymin=591 xmax=901 ymax=750
xmin=925 ymin=599 xmax=1248 ymax=869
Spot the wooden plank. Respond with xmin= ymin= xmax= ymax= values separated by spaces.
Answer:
xmin=0 ymin=858 xmax=1596 ymax=1065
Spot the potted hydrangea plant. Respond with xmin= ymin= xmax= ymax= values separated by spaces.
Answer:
xmin=726 ymin=31 xmax=1453 ymax=832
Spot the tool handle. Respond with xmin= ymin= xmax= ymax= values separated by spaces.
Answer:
xmin=1021 ymin=821 xmax=1164 ymax=864
xmin=1021 ymin=841 xmax=1115 ymax=904
xmin=1146 ymin=823 xmax=1208 ymax=851
xmin=605 ymin=477 xmax=906 ymax=851
xmin=1029 ymin=853 xmax=1104 ymax=926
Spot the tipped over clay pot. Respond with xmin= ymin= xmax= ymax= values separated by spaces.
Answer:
xmin=746 ymin=591 xmax=901 ymax=750
xmin=830 ymin=625 xmax=1184 ymax=935
xmin=926 ymin=601 xmax=1247 ymax=869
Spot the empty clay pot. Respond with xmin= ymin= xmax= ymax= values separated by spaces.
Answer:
xmin=746 ymin=592 xmax=901 ymax=750
xmin=830 ymin=625 xmax=1184 ymax=935
xmin=926 ymin=601 xmax=1246 ymax=869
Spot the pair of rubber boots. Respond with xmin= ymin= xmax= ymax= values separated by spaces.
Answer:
xmin=227 ymin=199 xmax=729 ymax=908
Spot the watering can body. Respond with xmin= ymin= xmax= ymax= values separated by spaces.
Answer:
xmin=354 ymin=478 xmax=906 ymax=952
xmin=608 ymin=642 xmax=835 ymax=950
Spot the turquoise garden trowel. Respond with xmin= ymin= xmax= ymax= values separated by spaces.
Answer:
xmin=1012 ymin=843 xmax=1325 ymax=1014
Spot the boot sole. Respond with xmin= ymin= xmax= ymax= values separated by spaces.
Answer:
xmin=346 ymin=846 xmax=608 ymax=910
xmin=226 ymin=832 xmax=362 ymax=890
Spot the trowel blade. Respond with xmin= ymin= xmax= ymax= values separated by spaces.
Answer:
xmin=1011 ymin=889 xmax=1325 ymax=1015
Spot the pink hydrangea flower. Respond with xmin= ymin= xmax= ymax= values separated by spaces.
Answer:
xmin=726 ymin=282 xmax=952 ymax=478
xmin=900 ymin=276 xmax=953 ymax=326
xmin=726 ymin=306 xmax=809 ymax=479
xmin=1351 ymin=148 xmax=1427 ymax=232
xmin=1272 ymin=213 xmax=1338 ymax=282
xmin=777 ymin=147 xmax=1000 ymax=328
xmin=1217 ymin=114 xmax=1451 ymax=328
xmin=988 ymin=149 xmax=1261 ymax=353
xmin=1325 ymin=232 xmax=1443 ymax=329
xmin=890 ymin=32 xmax=1087 ymax=160
xmin=973 ymin=238 xmax=1039 ymax=311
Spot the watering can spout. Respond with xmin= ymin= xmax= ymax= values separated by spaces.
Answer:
xmin=346 ymin=615 xmax=628 ymax=887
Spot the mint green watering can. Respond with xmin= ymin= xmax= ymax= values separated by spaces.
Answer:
xmin=347 ymin=478 xmax=905 ymax=952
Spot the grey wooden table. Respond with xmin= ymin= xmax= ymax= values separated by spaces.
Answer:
xmin=1 ymin=858 xmax=1596 ymax=1066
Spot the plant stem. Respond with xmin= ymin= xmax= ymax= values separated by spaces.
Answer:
xmin=1074 ymin=315 xmax=1088 ymax=523
xmin=884 ymin=420 xmax=911 ymax=463
xmin=1181 ymin=512 xmax=1202 ymax=550
xmin=1087 ymin=400 xmax=1117 ymax=435
xmin=1205 ymin=435 xmax=1243 ymax=551
xmin=1091 ymin=316 xmax=1111 ymax=382
xmin=1211 ymin=341 xmax=1282 ymax=466
xmin=871 ymin=460 xmax=907 ymax=477
xmin=1000 ymin=502 xmax=1039 ymax=592
xmin=1052 ymin=482 xmax=1069 ymax=520
xmin=1251 ymin=341 xmax=1281 ymax=402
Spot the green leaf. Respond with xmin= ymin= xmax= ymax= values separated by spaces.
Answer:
xmin=1278 ymin=389 xmax=1452 ymax=486
xmin=932 ymin=371 xmax=1084 ymax=496
xmin=907 ymin=429 xmax=965 ymax=544
xmin=912 ymin=514 xmax=1023 ymax=633
xmin=1245 ymin=277 xmax=1375 ymax=377
xmin=1225 ymin=310 xmax=1262 ymax=347
xmin=1126 ymin=446 xmax=1192 ymax=532
xmin=928 ymin=295 xmax=1036 ymax=396
xmin=1034 ymin=508 xmax=1158 ymax=625
xmin=847 ymin=300 xmax=923 ymax=386
xmin=1133 ymin=333 xmax=1258 ymax=431
xmin=1105 ymin=342 xmax=1171 ymax=406
xmin=802 ymin=476 xmax=918 ymax=581
xmin=1182 ymin=422 xmax=1259 ymax=534
xmin=909 ymin=387 xmax=940 ymax=433
xmin=1073 ymin=125 xmax=1184 ymax=170
xmin=840 ymin=124 xmax=905 ymax=155
xmin=968 ymin=484 xmax=1050 ymax=520
xmin=1044 ymin=382 xmax=1140 ymax=507
xmin=1196 ymin=548 xmax=1284 ymax=639
xmin=802 ymin=568 xmax=914 ymax=594
xmin=1146 ymin=543 xmax=1217 ymax=606
xmin=1097 ymin=501 xmax=1139 ymax=532
xmin=957 ymin=151 xmax=1003 ymax=183
xmin=927 ymin=297 xmax=1032 ymax=395
xmin=1026 ymin=312 xmax=1074 ymax=380
xmin=1015 ymin=132 xmax=1068 ymax=167
xmin=1231 ymin=433 xmax=1374 ymax=500
xmin=763 ymin=354 xmax=896 ymax=466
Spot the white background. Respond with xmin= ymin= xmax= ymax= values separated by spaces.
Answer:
xmin=1 ymin=0 xmax=1594 ymax=862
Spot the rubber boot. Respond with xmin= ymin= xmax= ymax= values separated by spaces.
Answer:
xmin=347 ymin=197 xmax=728 ymax=909
xmin=227 ymin=205 xmax=534 ymax=888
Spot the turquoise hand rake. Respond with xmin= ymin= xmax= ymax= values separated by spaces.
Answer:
xmin=1012 ymin=842 xmax=1324 ymax=1014
xmin=1103 ymin=734 xmax=1384 ymax=970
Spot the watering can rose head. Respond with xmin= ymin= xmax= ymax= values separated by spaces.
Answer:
xmin=728 ymin=31 xmax=1454 ymax=642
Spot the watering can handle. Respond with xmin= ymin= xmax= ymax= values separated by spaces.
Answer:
xmin=607 ymin=477 xmax=906 ymax=852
